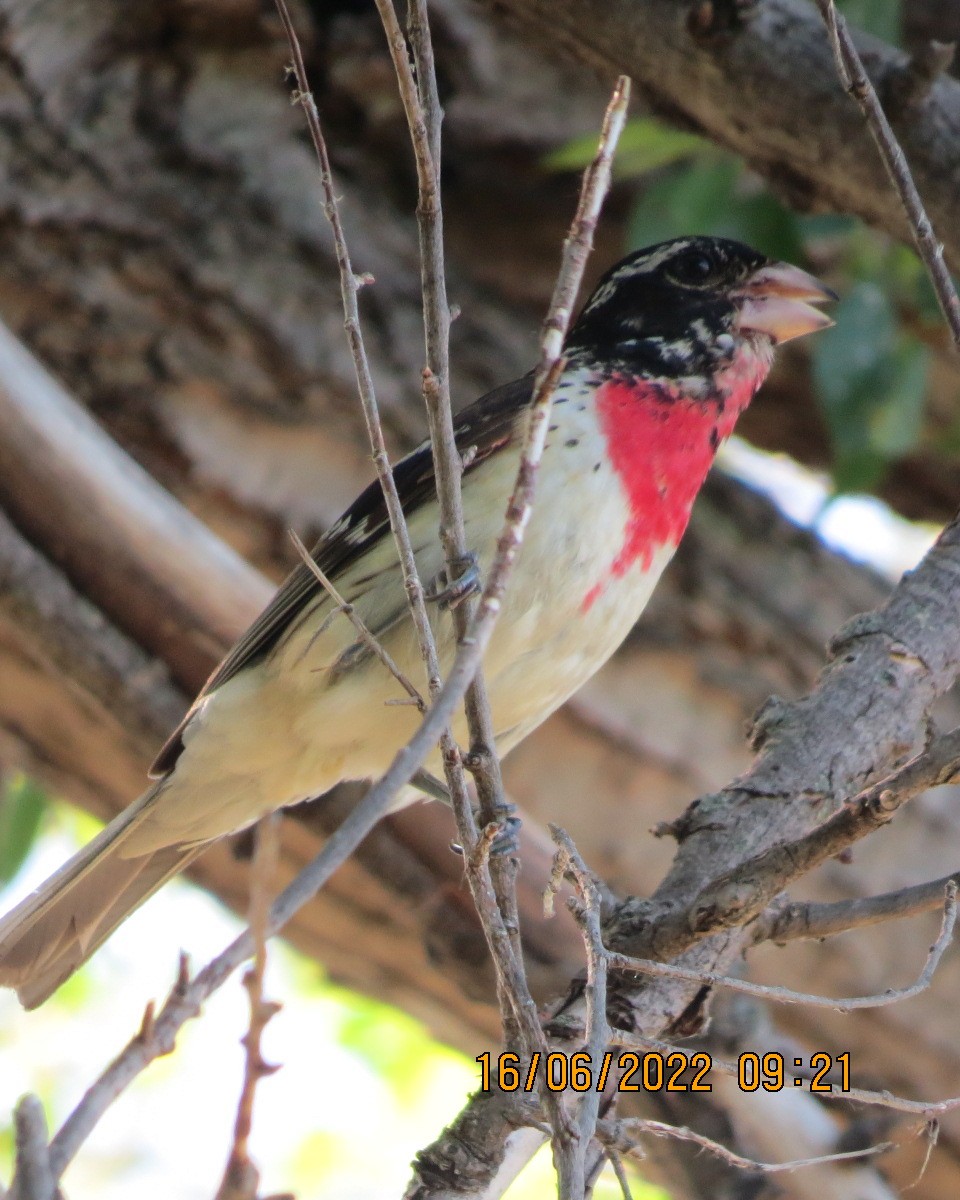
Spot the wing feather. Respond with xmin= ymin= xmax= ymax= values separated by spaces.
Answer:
xmin=149 ymin=373 xmax=532 ymax=777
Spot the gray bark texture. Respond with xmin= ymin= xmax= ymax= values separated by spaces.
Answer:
xmin=0 ymin=0 xmax=959 ymax=1196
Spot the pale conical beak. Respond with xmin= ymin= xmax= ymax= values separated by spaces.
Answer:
xmin=735 ymin=262 xmax=837 ymax=344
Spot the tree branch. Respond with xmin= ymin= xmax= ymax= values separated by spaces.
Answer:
xmin=16 ymin=58 xmax=631 ymax=1195
xmin=814 ymin=0 xmax=960 ymax=348
xmin=753 ymin=870 xmax=960 ymax=944
xmin=607 ymin=882 xmax=956 ymax=1013
xmin=215 ymin=814 xmax=283 ymax=1200
xmin=407 ymin=505 xmax=960 ymax=1198
xmin=0 ymin=321 xmax=269 ymax=690
xmin=650 ymin=725 xmax=960 ymax=949
xmin=9 ymin=1096 xmax=55 ymax=1200
xmin=599 ymin=1115 xmax=890 ymax=1177
xmin=475 ymin=0 xmax=960 ymax=271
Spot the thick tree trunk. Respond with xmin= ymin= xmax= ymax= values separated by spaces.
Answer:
xmin=1 ymin=0 xmax=959 ymax=1195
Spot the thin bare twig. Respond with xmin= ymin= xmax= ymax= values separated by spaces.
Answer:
xmin=399 ymin=0 xmax=510 ymax=842
xmin=652 ymin=724 xmax=960 ymax=947
xmin=373 ymin=8 xmax=634 ymax=1183
xmin=613 ymin=1030 xmax=960 ymax=1119
xmin=601 ymin=1116 xmax=890 ymax=1176
xmin=372 ymin=0 xmax=520 ymax=1060
xmin=815 ymin=0 xmax=960 ymax=349
xmin=403 ymin=0 xmax=524 ymax=1066
xmin=605 ymin=1150 xmax=633 ymax=1200
xmin=272 ymin=0 xmax=446 ymax=709
xmin=215 ymin=813 xmax=283 ymax=1200
xmin=905 ymin=1121 xmax=938 ymax=1191
xmin=402 ymin=77 xmax=630 ymax=1200
xmin=753 ymin=868 xmax=960 ymax=944
xmin=461 ymin=82 xmax=633 ymax=1197
xmin=549 ymin=826 xmax=613 ymax=1197
xmin=289 ymin=529 xmax=425 ymax=712
xmin=10 ymin=1096 xmax=55 ymax=1200
xmin=307 ymin=6 xmax=503 ymax=1095
xmin=607 ymin=882 xmax=956 ymax=1014
xmin=276 ymin=0 xmax=484 ymax=1054
xmin=36 ymin=64 xmax=631 ymax=1200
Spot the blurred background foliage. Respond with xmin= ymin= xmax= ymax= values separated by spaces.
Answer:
xmin=0 ymin=786 xmax=664 ymax=1198
xmin=548 ymin=0 xmax=954 ymax=498
xmin=0 ymin=775 xmax=47 ymax=886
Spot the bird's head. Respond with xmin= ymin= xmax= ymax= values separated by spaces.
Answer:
xmin=566 ymin=235 xmax=835 ymax=384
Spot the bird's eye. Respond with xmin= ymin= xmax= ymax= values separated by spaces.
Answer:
xmin=667 ymin=251 xmax=717 ymax=287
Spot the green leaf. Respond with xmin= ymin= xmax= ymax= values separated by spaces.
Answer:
xmin=614 ymin=120 xmax=707 ymax=176
xmin=0 ymin=774 xmax=48 ymax=884
xmin=910 ymin=263 xmax=948 ymax=325
xmin=868 ymin=338 xmax=928 ymax=456
xmin=544 ymin=117 xmax=705 ymax=175
xmin=830 ymin=446 xmax=889 ymax=495
xmin=712 ymin=189 xmax=806 ymax=263
xmin=627 ymin=158 xmax=738 ymax=248
xmin=931 ymin=406 xmax=960 ymax=456
xmin=627 ymin=159 xmax=805 ymax=261
xmin=811 ymin=282 xmax=928 ymax=491
xmin=798 ymin=213 xmax=858 ymax=243
xmin=837 ymin=0 xmax=900 ymax=44
xmin=812 ymin=282 xmax=895 ymax=425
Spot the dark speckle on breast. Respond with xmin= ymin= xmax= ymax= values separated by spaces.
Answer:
xmin=565 ymin=438 xmax=579 ymax=448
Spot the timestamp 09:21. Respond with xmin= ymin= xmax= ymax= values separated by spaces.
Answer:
xmin=475 ymin=1050 xmax=852 ymax=1095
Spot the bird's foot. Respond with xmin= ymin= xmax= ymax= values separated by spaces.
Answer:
xmin=489 ymin=814 xmax=522 ymax=857
xmin=426 ymin=552 xmax=481 ymax=611
xmin=450 ymin=814 xmax=522 ymax=859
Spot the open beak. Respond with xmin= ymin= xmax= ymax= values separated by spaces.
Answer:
xmin=735 ymin=262 xmax=837 ymax=344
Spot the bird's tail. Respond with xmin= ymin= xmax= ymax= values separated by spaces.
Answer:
xmin=0 ymin=783 xmax=203 ymax=1009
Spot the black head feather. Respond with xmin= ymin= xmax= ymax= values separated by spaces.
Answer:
xmin=566 ymin=236 xmax=769 ymax=379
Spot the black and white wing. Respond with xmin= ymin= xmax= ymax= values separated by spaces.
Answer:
xmin=149 ymin=373 xmax=533 ymax=777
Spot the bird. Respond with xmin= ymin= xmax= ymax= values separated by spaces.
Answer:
xmin=0 ymin=235 xmax=834 ymax=1008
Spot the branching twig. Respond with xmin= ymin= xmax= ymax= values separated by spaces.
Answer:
xmin=906 ymin=1121 xmax=939 ymax=1191
xmin=275 ymin=0 xmax=489 ymax=991
xmin=215 ymin=814 xmax=283 ymax=1200
xmin=10 ymin=1096 xmax=55 ymax=1200
xmin=372 ymin=0 xmax=520 ymax=1059
xmin=600 ymin=1115 xmax=890 ymax=1176
xmin=272 ymin=0 xmax=447 ymax=714
xmin=613 ymin=1030 xmax=960 ymax=1119
xmin=289 ymin=529 xmax=425 ymax=712
xmin=370 ymin=11 xmax=632 ymax=1185
xmin=753 ymin=868 xmax=960 ymax=944
xmin=548 ymin=826 xmax=613 ymax=1197
xmin=651 ymin=724 xmax=960 ymax=948
xmin=32 ymin=60 xmax=630 ymax=1200
xmin=278 ymin=0 xmax=512 ymax=1080
xmin=605 ymin=1150 xmax=632 ymax=1200
xmin=606 ymin=882 xmax=956 ymax=1014
xmin=815 ymin=0 xmax=960 ymax=349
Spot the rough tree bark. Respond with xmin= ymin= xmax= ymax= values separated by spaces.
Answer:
xmin=1 ymin=0 xmax=959 ymax=1196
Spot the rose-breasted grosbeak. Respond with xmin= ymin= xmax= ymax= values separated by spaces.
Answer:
xmin=0 ymin=236 xmax=833 ymax=1007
